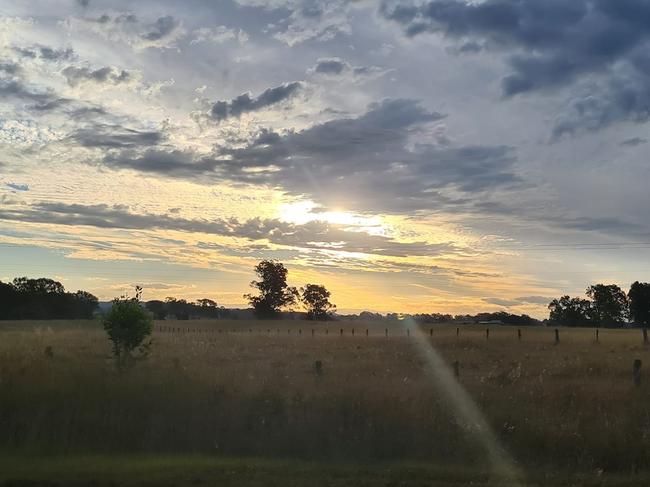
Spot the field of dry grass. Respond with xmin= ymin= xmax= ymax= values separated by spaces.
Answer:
xmin=2 ymin=319 xmax=650 ymax=485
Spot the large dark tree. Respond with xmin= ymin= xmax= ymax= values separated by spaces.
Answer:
xmin=300 ymin=284 xmax=336 ymax=320
xmin=629 ymin=281 xmax=650 ymax=327
xmin=586 ymin=284 xmax=629 ymax=327
xmin=245 ymin=260 xmax=297 ymax=319
xmin=548 ymin=295 xmax=593 ymax=327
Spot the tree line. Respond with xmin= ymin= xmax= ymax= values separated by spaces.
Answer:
xmin=0 ymin=277 xmax=99 ymax=320
xmin=548 ymin=282 xmax=650 ymax=328
xmin=145 ymin=298 xmax=228 ymax=320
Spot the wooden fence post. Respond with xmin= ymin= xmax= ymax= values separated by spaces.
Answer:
xmin=486 ymin=328 xmax=490 ymax=340
xmin=407 ymin=329 xmax=410 ymax=338
xmin=595 ymin=329 xmax=599 ymax=343
xmin=634 ymin=359 xmax=642 ymax=386
xmin=456 ymin=327 xmax=460 ymax=338
xmin=340 ymin=328 xmax=343 ymax=336
xmin=366 ymin=329 xmax=369 ymax=337
xmin=385 ymin=328 xmax=388 ymax=337
xmin=352 ymin=328 xmax=355 ymax=336
xmin=517 ymin=329 xmax=522 ymax=341
xmin=430 ymin=328 xmax=433 ymax=337
xmin=554 ymin=328 xmax=560 ymax=345
xmin=643 ymin=328 xmax=649 ymax=345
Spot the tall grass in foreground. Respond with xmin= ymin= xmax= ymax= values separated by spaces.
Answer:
xmin=1 ymin=321 xmax=650 ymax=473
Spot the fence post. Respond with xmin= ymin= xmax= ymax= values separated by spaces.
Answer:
xmin=486 ymin=328 xmax=490 ymax=340
xmin=634 ymin=359 xmax=642 ymax=386
xmin=643 ymin=328 xmax=648 ymax=345
xmin=517 ymin=329 xmax=522 ymax=341
xmin=366 ymin=329 xmax=369 ymax=337
xmin=407 ymin=329 xmax=410 ymax=338
xmin=385 ymin=328 xmax=388 ymax=337
xmin=595 ymin=329 xmax=599 ymax=343
xmin=340 ymin=328 xmax=343 ymax=336
xmin=352 ymin=328 xmax=355 ymax=336
xmin=456 ymin=327 xmax=460 ymax=338
xmin=554 ymin=328 xmax=560 ymax=345
xmin=430 ymin=328 xmax=433 ymax=337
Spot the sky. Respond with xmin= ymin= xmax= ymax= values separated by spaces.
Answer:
xmin=1 ymin=0 xmax=650 ymax=317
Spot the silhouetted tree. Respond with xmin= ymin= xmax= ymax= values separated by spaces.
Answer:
xmin=629 ymin=281 xmax=650 ymax=327
xmin=548 ymin=295 xmax=593 ymax=327
xmin=70 ymin=290 xmax=99 ymax=319
xmin=145 ymin=300 xmax=167 ymax=320
xmin=300 ymin=284 xmax=336 ymax=320
xmin=103 ymin=286 xmax=152 ymax=371
xmin=586 ymin=284 xmax=629 ymax=327
xmin=165 ymin=297 xmax=192 ymax=320
xmin=0 ymin=277 xmax=97 ymax=320
xmin=195 ymin=298 xmax=221 ymax=318
xmin=245 ymin=260 xmax=297 ymax=319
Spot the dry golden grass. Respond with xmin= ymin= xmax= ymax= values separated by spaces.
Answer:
xmin=2 ymin=319 xmax=650 ymax=477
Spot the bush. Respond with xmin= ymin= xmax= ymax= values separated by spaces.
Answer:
xmin=102 ymin=286 xmax=153 ymax=370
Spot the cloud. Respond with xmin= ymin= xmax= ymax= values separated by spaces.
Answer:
xmin=67 ymin=13 xmax=185 ymax=50
xmin=14 ymin=45 xmax=75 ymax=61
xmin=190 ymin=26 xmax=248 ymax=44
xmin=311 ymin=57 xmax=347 ymax=75
xmin=515 ymin=296 xmax=553 ymax=305
xmin=0 ymin=62 xmax=21 ymax=75
xmin=484 ymin=297 xmax=519 ymax=307
xmin=62 ymin=65 xmax=131 ymax=86
xmin=380 ymin=0 xmax=650 ymax=133
xmin=234 ymin=0 xmax=353 ymax=45
xmin=101 ymin=98 xmax=522 ymax=214
xmin=620 ymin=137 xmax=647 ymax=147
xmin=308 ymin=57 xmax=389 ymax=81
xmin=209 ymin=81 xmax=302 ymax=122
xmin=0 ymin=202 xmax=457 ymax=258
xmin=0 ymin=79 xmax=67 ymax=109
xmin=5 ymin=182 xmax=29 ymax=192
xmin=68 ymin=124 xmax=163 ymax=148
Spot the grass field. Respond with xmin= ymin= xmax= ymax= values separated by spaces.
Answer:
xmin=1 ymin=319 xmax=650 ymax=485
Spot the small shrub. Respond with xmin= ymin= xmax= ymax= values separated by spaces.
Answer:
xmin=102 ymin=286 xmax=153 ymax=371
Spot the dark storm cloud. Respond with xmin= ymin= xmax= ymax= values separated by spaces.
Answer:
xmin=380 ymin=0 xmax=650 ymax=132
xmin=103 ymin=98 xmax=522 ymax=213
xmin=209 ymin=82 xmax=302 ymax=122
xmin=62 ymin=65 xmax=131 ymax=86
xmin=0 ymin=202 xmax=456 ymax=258
xmin=69 ymin=125 xmax=163 ymax=148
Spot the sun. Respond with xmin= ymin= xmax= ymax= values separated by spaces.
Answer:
xmin=278 ymin=201 xmax=382 ymax=228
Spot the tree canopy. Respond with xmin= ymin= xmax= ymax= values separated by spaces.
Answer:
xmin=0 ymin=277 xmax=98 ymax=320
xmin=245 ymin=260 xmax=297 ymax=319
xmin=629 ymin=281 xmax=650 ymax=327
xmin=300 ymin=284 xmax=336 ymax=320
